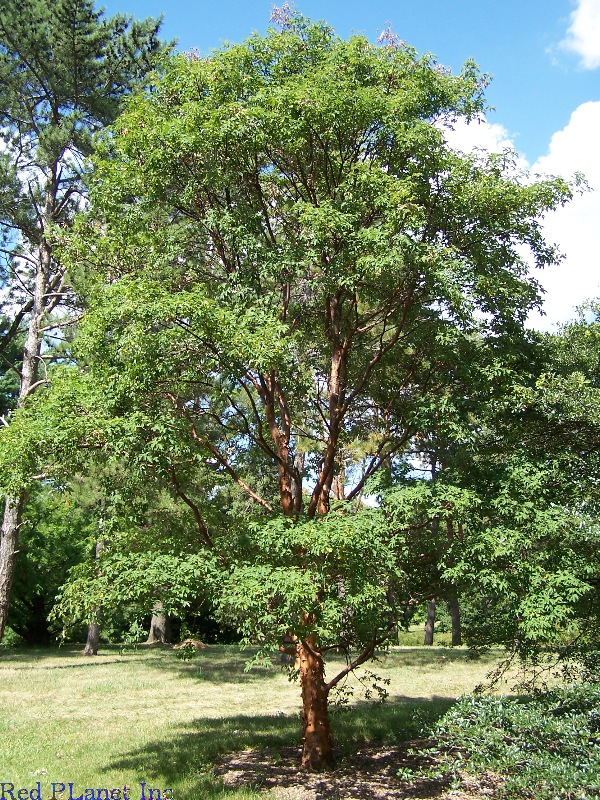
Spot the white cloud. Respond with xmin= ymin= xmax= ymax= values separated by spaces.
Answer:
xmin=529 ymin=101 xmax=600 ymax=329
xmin=442 ymin=117 xmax=514 ymax=155
xmin=561 ymin=0 xmax=600 ymax=69
xmin=440 ymin=107 xmax=600 ymax=331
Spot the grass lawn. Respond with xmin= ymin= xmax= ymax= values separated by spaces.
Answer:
xmin=0 ymin=642 xmax=509 ymax=800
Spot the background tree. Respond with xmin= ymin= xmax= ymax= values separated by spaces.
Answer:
xmin=5 ymin=482 xmax=93 ymax=643
xmin=0 ymin=316 xmax=23 ymax=418
xmin=396 ymin=317 xmax=600 ymax=673
xmin=490 ymin=307 xmax=600 ymax=677
xmin=0 ymin=0 xmax=170 ymax=640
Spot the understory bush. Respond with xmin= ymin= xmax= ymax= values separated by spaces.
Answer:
xmin=435 ymin=684 xmax=600 ymax=798
xmin=0 ymin=626 xmax=24 ymax=647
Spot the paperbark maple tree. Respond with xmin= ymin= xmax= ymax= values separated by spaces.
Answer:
xmin=54 ymin=12 xmax=575 ymax=769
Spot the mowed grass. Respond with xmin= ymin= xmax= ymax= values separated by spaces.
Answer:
xmin=0 ymin=642 xmax=509 ymax=800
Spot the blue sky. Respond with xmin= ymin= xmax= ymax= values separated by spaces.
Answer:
xmin=101 ymin=0 xmax=600 ymax=328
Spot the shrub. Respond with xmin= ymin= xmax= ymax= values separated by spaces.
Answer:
xmin=435 ymin=684 xmax=600 ymax=798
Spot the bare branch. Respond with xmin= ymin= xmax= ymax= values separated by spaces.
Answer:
xmin=0 ymin=305 xmax=31 ymax=354
xmin=325 ymin=622 xmax=396 ymax=691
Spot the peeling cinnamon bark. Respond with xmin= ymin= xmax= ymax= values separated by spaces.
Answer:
xmin=308 ymin=293 xmax=350 ymax=518
xmin=297 ymin=635 xmax=334 ymax=770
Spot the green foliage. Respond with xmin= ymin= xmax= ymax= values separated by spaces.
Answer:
xmin=446 ymin=461 xmax=597 ymax=653
xmin=0 ymin=0 xmax=172 ymax=644
xmin=60 ymin=12 xmax=574 ymax=515
xmin=5 ymin=15 xmax=594 ymax=739
xmin=433 ymin=685 xmax=600 ymax=798
xmin=214 ymin=506 xmax=405 ymax=662
xmin=0 ymin=315 xmax=22 ymax=416
xmin=8 ymin=484 xmax=94 ymax=642
xmin=446 ymin=312 xmax=600 ymax=667
xmin=0 ymin=0 xmax=167 ymax=172
xmin=174 ymin=640 xmax=198 ymax=661
xmin=0 ymin=626 xmax=24 ymax=646
xmin=0 ymin=367 xmax=115 ymax=495
xmin=0 ymin=0 xmax=171 ymax=313
xmin=118 ymin=619 xmax=146 ymax=654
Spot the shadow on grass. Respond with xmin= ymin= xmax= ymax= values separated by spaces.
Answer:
xmin=125 ymin=646 xmax=292 ymax=685
xmin=164 ymin=646 xmax=495 ymax=685
xmin=384 ymin=647 xmax=498 ymax=667
xmin=104 ymin=696 xmax=456 ymax=800
xmin=0 ymin=646 xmax=123 ymax=669
xmin=0 ymin=644 xmax=284 ymax=683
xmin=331 ymin=694 xmax=455 ymax=755
xmin=0 ymin=645 xmax=150 ymax=671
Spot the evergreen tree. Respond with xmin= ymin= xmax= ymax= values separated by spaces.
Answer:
xmin=0 ymin=315 xmax=22 ymax=417
xmin=0 ymin=0 xmax=171 ymax=640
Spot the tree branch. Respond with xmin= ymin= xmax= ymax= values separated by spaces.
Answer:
xmin=325 ymin=622 xmax=396 ymax=691
xmin=168 ymin=467 xmax=213 ymax=547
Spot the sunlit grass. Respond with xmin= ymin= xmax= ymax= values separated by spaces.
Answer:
xmin=0 ymin=643 xmax=509 ymax=799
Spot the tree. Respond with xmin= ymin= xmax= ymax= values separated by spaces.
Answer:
xmin=0 ymin=0 xmax=170 ymax=640
xmin=145 ymin=604 xmax=171 ymax=645
xmin=491 ymin=307 xmax=600 ymax=678
xmin=423 ymin=599 xmax=436 ymax=645
xmin=394 ymin=317 xmax=600 ymax=673
xmin=0 ymin=316 xmax=23 ymax=418
xmin=5 ymin=482 xmax=94 ymax=643
xmin=51 ymin=474 xmax=221 ymax=650
xmin=47 ymin=11 xmax=578 ymax=768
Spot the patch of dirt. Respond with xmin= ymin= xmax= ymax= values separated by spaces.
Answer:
xmin=214 ymin=741 xmax=504 ymax=799
xmin=172 ymin=638 xmax=207 ymax=650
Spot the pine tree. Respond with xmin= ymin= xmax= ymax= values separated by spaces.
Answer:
xmin=0 ymin=0 xmax=171 ymax=640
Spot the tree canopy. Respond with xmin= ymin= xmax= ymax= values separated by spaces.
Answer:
xmin=67 ymin=13 xmax=574 ymax=517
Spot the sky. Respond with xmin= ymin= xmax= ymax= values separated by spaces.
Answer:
xmin=100 ymin=0 xmax=600 ymax=331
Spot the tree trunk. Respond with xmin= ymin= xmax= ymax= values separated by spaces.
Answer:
xmin=82 ymin=622 xmax=100 ymax=656
xmin=297 ymin=636 xmax=333 ymax=770
xmin=82 ymin=540 xmax=104 ymax=655
xmin=308 ymin=294 xmax=347 ymax=518
xmin=0 ymin=22 xmax=165 ymax=644
xmin=0 ymin=237 xmax=50 ymax=642
xmin=0 ymin=494 xmax=23 ymax=640
xmin=291 ymin=450 xmax=305 ymax=512
xmin=424 ymin=598 xmax=436 ymax=646
xmin=333 ymin=461 xmax=345 ymax=501
xmin=145 ymin=604 xmax=170 ymax=644
xmin=447 ymin=595 xmax=462 ymax=646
